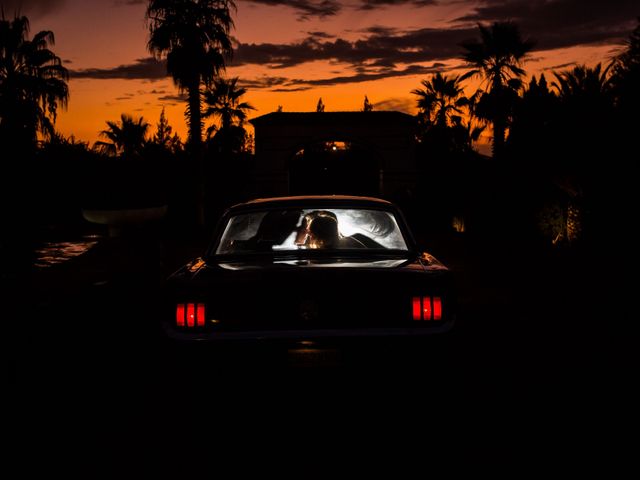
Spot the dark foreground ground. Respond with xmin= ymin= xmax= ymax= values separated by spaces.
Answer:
xmin=4 ymin=228 xmax=634 ymax=471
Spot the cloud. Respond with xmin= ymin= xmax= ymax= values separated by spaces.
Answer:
xmin=241 ymin=0 xmax=440 ymax=18
xmin=158 ymin=93 xmax=188 ymax=103
xmin=65 ymin=52 xmax=448 ymax=90
xmin=241 ymin=0 xmax=341 ymax=20
xmin=355 ymin=25 xmax=402 ymax=36
xmin=542 ymin=62 xmax=577 ymax=72
xmin=233 ymin=27 xmax=476 ymax=69
xmin=271 ymin=86 xmax=314 ymax=92
xmin=372 ymin=97 xmax=415 ymax=113
xmin=238 ymin=76 xmax=291 ymax=89
xmin=63 ymin=1 xmax=637 ymax=93
xmin=288 ymin=63 xmax=457 ymax=87
xmin=110 ymin=88 xmax=171 ymax=102
xmin=0 ymin=0 xmax=67 ymax=17
xmin=454 ymin=0 xmax=637 ymax=51
xmin=305 ymin=30 xmax=336 ymax=39
xmin=234 ymin=2 xmax=637 ymax=74
xmin=70 ymin=57 xmax=168 ymax=80
xmin=240 ymin=62 xmax=455 ymax=91
xmin=357 ymin=0 xmax=438 ymax=10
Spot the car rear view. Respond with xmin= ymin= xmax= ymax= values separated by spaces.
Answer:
xmin=164 ymin=196 xmax=455 ymax=342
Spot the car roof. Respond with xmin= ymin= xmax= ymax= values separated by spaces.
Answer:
xmin=229 ymin=195 xmax=394 ymax=211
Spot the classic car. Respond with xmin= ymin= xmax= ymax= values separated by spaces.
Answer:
xmin=163 ymin=196 xmax=455 ymax=345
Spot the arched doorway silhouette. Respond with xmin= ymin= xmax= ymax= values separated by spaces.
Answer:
xmin=289 ymin=139 xmax=379 ymax=196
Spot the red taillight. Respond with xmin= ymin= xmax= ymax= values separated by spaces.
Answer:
xmin=411 ymin=296 xmax=443 ymax=321
xmin=176 ymin=303 xmax=206 ymax=328
xmin=196 ymin=303 xmax=205 ymax=327
xmin=412 ymin=297 xmax=421 ymax=321
xmin=433 ymin=297 xmax=442 ymax=321
xmin=186 ymin=303 xmax=195 ymax=327
xmin=422 ymin=296 xmax=432 ymax=321
xmin=176 ymin=303 xmax=185 ymax=327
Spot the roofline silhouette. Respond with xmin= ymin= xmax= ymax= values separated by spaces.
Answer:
xmin=250 ymin=111 xmax=416 ymax=126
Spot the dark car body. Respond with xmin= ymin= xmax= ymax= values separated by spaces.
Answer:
xmin=163 ymin=196 xmax=455 ymax=344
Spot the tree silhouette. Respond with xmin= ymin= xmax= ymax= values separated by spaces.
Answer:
xmin=453 ymin=89 xmax=486 ymax=154
xmin=152 ymin=107 xmax=182 ymax=153
xmin=461 ymin=22 xmax=534 ymax=159
xmin=550 ymin=63 xmax=614 ymax=161
xmin=36 ymin=132 xmax=97 ymax=228
xmin=515 ymin=64 xmax=615 ymax=246
xmin=412 ymin=73 xmax=467 ymax=128
xmin=94 ymin=114 xmax=150 ymax=158
xmin=508 ymin=74 xmax=557 ymax=159
xmin=611 ymin=17 xmax=640 ymax=116
xmin=552 ymin=63 xmax=612 ymax=105
xmin=412 ymin=73 xmax=485 ymax=155
xmin=551 ymin=65 xmax=614 ymax=165
xmin=146 ymin=0 xmax=235 ymax=226
xmin=146 ymin=0 xmax=235 ymax=150
xmin=316 ymin=97 xmax=325 ymax=112
xmin=606 ymin=19 xmax=639 ymax=257
xmin=363 ymin=95 xmax=373 ymax=112
xmin=203 ymin=76 xmax=254 ymax=159
xmin=203 ymin=77 xmax=255 ymax=134
xmin=0 ymin=15 xmax=69 ymax=155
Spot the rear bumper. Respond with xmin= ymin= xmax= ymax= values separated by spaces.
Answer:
xmin=162 ymin=321 xmax=454 ymax=342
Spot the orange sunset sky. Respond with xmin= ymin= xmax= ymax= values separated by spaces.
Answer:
xmin=3 ymin=0 xmax=637 ymax=148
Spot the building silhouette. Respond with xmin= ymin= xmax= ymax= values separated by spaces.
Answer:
xmin=249 ymin=111 xmax=417 ymax=198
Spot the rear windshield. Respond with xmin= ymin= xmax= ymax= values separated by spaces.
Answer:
xmin=215 ymin=208 xmax=408 ymax=255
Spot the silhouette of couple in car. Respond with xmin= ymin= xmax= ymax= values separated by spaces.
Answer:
xmin=294 ymin=210 xmax=365 ymax=249
xmin=235 ymin=209 xmax=375 ymax=252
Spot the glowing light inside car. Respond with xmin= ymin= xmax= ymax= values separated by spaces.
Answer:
xmin=219 ymin=208 xmax=408 ymax=253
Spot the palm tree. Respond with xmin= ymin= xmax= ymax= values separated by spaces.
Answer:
xmin=507 ymin=74 xmax=557 ymax=157
xmin=146 ymin=0 xmax=235 ymax=150
xmin=552 ymin=63 xmax=612 ymax=104
xmin=0 ymin=15 xmax=69 ymax=154
xmin=454 ymin=89 xmax=486 ymax=153
xmin=94 ymin=114 xmax=150 ymax=158
xmin=610 ymin=18 xmax=640 ymax=115
xmin=411 ymin=73 xmax=467 ymax=128
xmin=412 ymin=73 xmax=485 ymax=154
xmin=461 ymin=22 xmax=534 ymax=158
xmin=203 ymin=77 xmax=254 ymax=159
xmin=203 ymin=77 xmax=255 ymax=135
